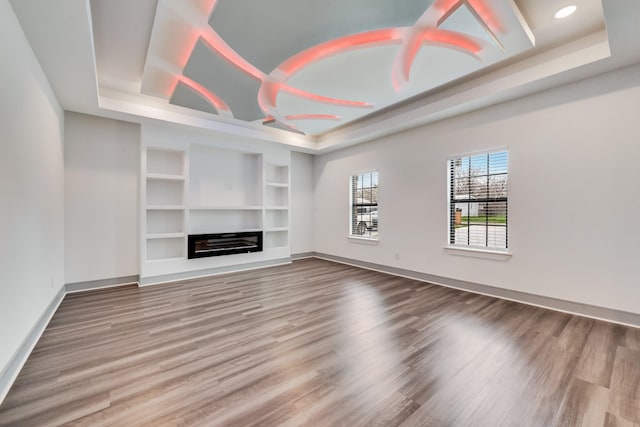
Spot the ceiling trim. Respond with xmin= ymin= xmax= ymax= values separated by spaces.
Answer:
xmin=11 ymin=0 xmax=640 ymax=154
xmin=97 ymin=88 xmax=317 ymax=150
xmin=317 ymin=30 xmax=611 ymax=152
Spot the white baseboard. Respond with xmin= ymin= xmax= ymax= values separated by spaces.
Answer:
xmin=139 ymin=258 xmax=292 ymax=286
xmin=291 ymin=252 xmax=315 ymax=260
xmin=305 ymin=252 xmax=640 ymax=329
xmin=0 ymin=276 xmax=139 ymax=406
xmin=65 ymin=275 xmax=139 ymax=294
xmin=0 ymin=287 xmax=66 ymax=405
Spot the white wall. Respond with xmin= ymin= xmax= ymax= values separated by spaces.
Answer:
xmin=313 ymin=64 xmax=640 ymax=315
xmin=0 ymin=0 xmax=64 ymax=375
xmin=291 ymin=151 xmax=315 ymax=254
xmin=64 ymin=112 xmax=140 ymax=284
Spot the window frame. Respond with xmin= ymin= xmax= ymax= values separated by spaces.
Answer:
xmin=446 ymin=148 xmax=509 ymax=253
xmin=349 ymin=170 xmax=379 ymax=241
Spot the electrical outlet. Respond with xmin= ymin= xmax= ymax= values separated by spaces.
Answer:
xmin=395 ymin=252 xmax=400 ymax=260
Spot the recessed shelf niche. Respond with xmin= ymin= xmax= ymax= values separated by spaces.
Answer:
xmin=265 ymin=164 xmax=288 ymax=185
xmin=265 ymin=186 xmax=288 ymax=208
xmin=147 ymin=238 xmax=185 ymax=261
xmin=147 ymin=149 xmax=184 ymax=176
xmin=189 ymin=209 xmax=262 ymax=234
xmin=147 ymin=180 xmax=184 ymax=206
xmin=264 ymin=230 xmax=288 ymax=249
xmin=146 ymin=210 xmax=184 ymax=235
xmin=190 ymin=144 xmax=262 ymax=208
xmin=265 ymin=209 xmax=288 ymax=229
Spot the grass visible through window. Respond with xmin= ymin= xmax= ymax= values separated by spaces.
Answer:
xmin=461 ymin=215 xmax=507 ymax=224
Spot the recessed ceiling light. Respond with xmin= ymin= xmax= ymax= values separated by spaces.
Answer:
xmin=555 ymin=5 xmax=577 ymax=19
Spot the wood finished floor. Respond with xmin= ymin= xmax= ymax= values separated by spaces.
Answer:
xmin=1 ymin=258 xmax=639 ymax=427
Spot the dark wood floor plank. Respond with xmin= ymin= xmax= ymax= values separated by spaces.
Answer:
xmin=623 ymin=328 xmax=640 ymax=352
xmin=605 ymin=412 xmax=640 ymax=427
xmin=609 ymin=346 xmax=640 ymax=424
xmin=0 ymin=258 xmax=639 ymax=426
xmin=575 ymin=321 xmax=625 ymax=388
xmin=553 ymin=378 xmax=610 ymax=427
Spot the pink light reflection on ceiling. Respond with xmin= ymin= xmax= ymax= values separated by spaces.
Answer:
xmin=200 ymin=0 xmax=219 ymax=18
xmin=256 ymin=28 xmax=409 ymax=126
xmin=468 ymin=0 xmax=504 ymax=33
xmin=284 ymin=114 xmax=342 ymax=121
xmin=392 ymin=0 xmax=502 ymax=90
xmin=177 ymin=31 xmax=202 ymax=70
xmin=276 ymin=28 xmax=405 ymax=77
xmin=199 ymin=32 xmax=265 ymax=81
xmin=175 ymin=75 xmax=233 ymax=118
xmin=196 ymin=28 xmax=373 ymax=129
xmin=420 ymin=28 xmax=483 ymax=57
xmin=260 ymin=26 xmax=485 ymax=124
xmin=280 ymin=85 xmax=374 ymax=109
xmin=173 ymin=0 xmax=503 ymax=132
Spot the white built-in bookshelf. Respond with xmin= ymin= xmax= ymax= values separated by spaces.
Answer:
xmin=144 ymin=148 xmax=187 ymax=262
xmin=264 ymin=163 xmax=289 ymax=249
xmin=140 ymin=126 xmax=290 ymax=282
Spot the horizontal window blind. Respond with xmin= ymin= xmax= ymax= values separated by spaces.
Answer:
xmin=449 ymin=151 xmax=508 ymax=249
xmin=350 ymin=171 xmax=378 ymax=239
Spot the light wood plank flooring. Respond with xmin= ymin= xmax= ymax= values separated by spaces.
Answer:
xmin=1 ymin=258 xmax=639 ymax=426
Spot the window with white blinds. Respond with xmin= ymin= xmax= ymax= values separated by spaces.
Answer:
xmin=449 ymin=151 xmax=508 ymax=250
xmin=350 ymin=171 xmax=378 ymax=239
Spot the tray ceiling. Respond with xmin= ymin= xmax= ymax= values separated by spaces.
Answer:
xmin=43 ymin=0 xmax=616 ymax=149
xmin=139 ymin=0 xmax=538 ymax=135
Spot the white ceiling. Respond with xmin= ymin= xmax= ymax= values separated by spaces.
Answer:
xmin=9 ymin=0 xmax=640 ymax=152
xmin=130 ymin=0 xmax=542 ymax=135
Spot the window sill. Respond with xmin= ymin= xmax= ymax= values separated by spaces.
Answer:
xmin=348 ymin=236 xmax=379 ymax=245
xmin=444 ymin=246 xmax=512 ymax=261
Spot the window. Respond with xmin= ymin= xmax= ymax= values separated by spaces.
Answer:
xmin=350 ymin=171 xmax=378 ymax=239
xmin=449 ymin=151 xmax=508 ymax=250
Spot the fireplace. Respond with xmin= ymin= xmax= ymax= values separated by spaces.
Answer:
xmin=188 ymin=231 xmax=263 ymax=259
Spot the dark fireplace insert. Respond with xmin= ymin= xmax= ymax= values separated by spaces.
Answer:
xmin=188 ymin=231 xmax=263 ymax=259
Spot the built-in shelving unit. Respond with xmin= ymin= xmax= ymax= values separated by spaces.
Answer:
xmin=140 ymin=126 xmax=291 ymax=283
xmin=143 ymin=148 xmax=188 ymax=264
xmin=264 ymin=163 xmax=290 ymax=250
